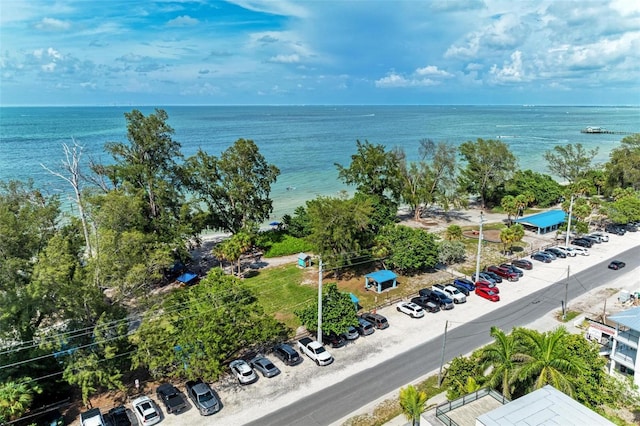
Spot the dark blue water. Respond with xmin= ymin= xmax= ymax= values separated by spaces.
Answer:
xmin=1 ymin=105 xmax=638 ymax=217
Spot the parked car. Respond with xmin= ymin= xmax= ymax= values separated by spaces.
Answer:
xmin=580 ymin=235 xmax=600 ymax=245
xmin=396 ymin=301 xmax=425 ymax=318
xmin=475 ymin=287 xmax=500 ymax=302
xmin=434 ymin=284 xmax=467 ymax=302
xmin=544 ymin=247 xmax=566 ymax=259
xmin=298 ymin=337 xmax=333 ymax=366
xmin=131 ymin=396 xmax=161 ymax=426
xmin=185 ymin=379 xmax=221 ymax=416
xmin=107 ymin=406 xmax=131 ymax=426
xmin=475 ymin=279 xmax=499 ymax=293
xmin=359 ymin=312 xmax=389 ymax=329
xmin=483 ymin=270 xmax=503 ymax=283
xmin=272 ymin=343 xmax=303 ymax=366
xmin=499 ymin=263 xmax=524 ymax=277
xmin=80 ymin=409 xmax=106 ymax=426
xmin=447 ymin=281 xmax=469 ymax=296
xmin=567 ymin=245 xmax=589 ymax=256
xmin=156 ymin=383 xmax=187 ymax=415
xmin=471 ymin=272 xmax=497 ymax=284
xmin=553 ymin=246 xmax=576 ymax=257
xmin=410 ymin=296 xmax=441 ymax=313
xmin=453 ymin=277 xmax=476 ymax=292
xmin=249 ymin=355 xmax=281 ymax=378
xmin=511 ymin=259 xmax=533 ymax=270
xmin=605 ymin=223 xmax=626 ymax=235
xmin=317 ymin=331 xmax=347 ymax=348
xmin=230 ymin=359 xmax=258 ymax=384
xmin=608 ymin=260 xmax=626 ymax=270
xmin=540 ymin=250 xmax=556 ymax=260
xmin=355 ymin=316 xmax=376 ymax=336
xmin=571 ymin=238 xmax=593 ymax=248
xmin=589 ymin=232 xmax=609 ymax=242
xmin=487 ymin=265 xmax=519 ymax=282
xmin=341 ymin=325 xmax=360 ymax=340
xmin=531 ymin=252 xmax=552 ymax=263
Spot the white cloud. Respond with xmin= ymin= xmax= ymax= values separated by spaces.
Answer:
xmin=375 ymin=72 xmax=437 ymax=88
xmin=47 ymin=47 xmax=62 ymax=60
xmin=268 ymin=54 xmax=300 ymax=63
xmin=415 ymin=65 xmax=452 ymax=77
xmin=167 ymin=15 xmax=199 ymax=27
xmin=490 ymin=50 xmax=526 ymax=83
xmin=35 ymin=17 xmax=71 ymax=31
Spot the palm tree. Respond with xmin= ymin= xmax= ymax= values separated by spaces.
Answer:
xmin=445 ymin=224 xmax=463 ymax=241
xmin=513 ymin=327 xmax=586 ymax=396
xmin=399 ymin=385 xmax=428 ymax=426
xmin=481 ymin=326 xmax=520 ymax=399
xmin=0 ymin=380 xmax=41 ymax=421
xmin=499 ymin=227 xmax=515 ymax=255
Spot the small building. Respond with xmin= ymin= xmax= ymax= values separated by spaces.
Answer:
xmin=476 ymin=385 xmax=615 ymax=426
xmin=297 ymin=252 xmax=312 ymax=268
xmin=514 ymin=209 xmax=566 ymax=235
xmin=176 ymin=271 xmax=199 ymax=286
xmin=607 ymin=306 xmax=640 ymax=385
xmin=364 ymin=270 xmax=398 ymax=293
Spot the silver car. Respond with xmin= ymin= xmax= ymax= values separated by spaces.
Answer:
xmin=230 ymin=359 xmax=258 ymax=385
xmin=249 ymin=355 xmax=281 ymax=378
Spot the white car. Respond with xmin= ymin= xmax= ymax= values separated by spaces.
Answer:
xmin=396 ymin=302 xmax=425 ymax=318
xmin=554 ymin=246 xmax=576 ymax=257
xmin=567 ymin=245 xmax=590 ymax=256
xmin=590 ymin=232 xmax=609 ymax=242
xmin=132 ymin=396 xmax=161 ymax=426
xmin=230 ymin=359 xmax=258 ymax=384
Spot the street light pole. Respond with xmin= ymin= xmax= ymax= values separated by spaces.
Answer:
xmin=318 ymin=257 xmax=323 ymax=345
xmin=474 ymin=211 xmax=484 ymax=282
xmin=565 ymin=195 xmax=574 ymax=247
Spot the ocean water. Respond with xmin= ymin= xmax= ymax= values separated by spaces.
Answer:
xmin=1 ymin=105 xmax=638 ymax=220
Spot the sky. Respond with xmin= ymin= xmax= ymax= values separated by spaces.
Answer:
xmin=1 ymin=0 xmax=640 ymax=106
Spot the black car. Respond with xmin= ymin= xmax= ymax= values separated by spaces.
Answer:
xmin=626 ymin=223 xmax=638 ymax=232
xmin=482 ymin=270 xmax=503 ymax=284
xmin=544 ymin=247 xmax=566 ymax=258
xmin=410 ymin=296 xmax=440 ymax=313
xmin=319 ymin=331 xmax=346 ymax=348
xmin=500 ymin=263 xmax=524 ymax=277
xmin=532 ymin=252 xmax=552 ymax=263
xmin=605 ymin=224 xmax=625 ymax=235
xmin=571 ymin=238 xmax=593 ymax=248
xmin=608 ymin=260 xmax=626 ymax=270
xmin=272 ymin=343 xmax=302 ymax=366
xmin=107 ymin=406 xmax=132 ymax=426
xmin=156 ymin=383 xmax=187 ymax=415
xmin=511 ymin=259 xmax=533 ymax=270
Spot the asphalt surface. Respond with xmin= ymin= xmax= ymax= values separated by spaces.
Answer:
xmin=248 ymin=244 xmax=640 ymax=426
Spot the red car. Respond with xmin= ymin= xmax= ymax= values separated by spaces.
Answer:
xmin=487 ymin=265 xmax=519 ymax=282
xmin=476 ymin=287 xmax=500 ymax=302
xmin=475 ymin=280 xmax=499 ymax=294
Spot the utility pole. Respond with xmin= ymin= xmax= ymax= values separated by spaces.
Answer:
xmin=563 ymin=265 xmax=570 ymax=320
xmin=438 ymin=320 xmax=449 ymax=387
xmin=565 ymin=195 xmax=574 ymax=247
xmin=474 ymin=212 xmax=484 ymax=282
xmin=317 ymin=257 xmax=323 ymax=345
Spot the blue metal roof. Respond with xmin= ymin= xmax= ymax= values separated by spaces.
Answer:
xmin=177 ymin=272 xmax=198 ymax=284
xmin=609 ymin=306 xmax=640 ymax=331
xmin=515 ymin=209 xmax=566 ymax=228
xmin=365 ymin=270 xmax=397 ymax=282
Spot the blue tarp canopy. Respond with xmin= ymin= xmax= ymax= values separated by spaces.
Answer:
xmin=177 ymin=272 xmax=198 ymax=284
xmin=349 ymin=293 xmax=359 ymax=304
xmin=364 ymin=270 xmax=398 ymax=294
xmin=515 ymin=209 xmax=566 ymax=234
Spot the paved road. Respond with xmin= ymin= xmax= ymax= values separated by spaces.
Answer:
xmin=248 ymin=245 xmax=640 ymax=426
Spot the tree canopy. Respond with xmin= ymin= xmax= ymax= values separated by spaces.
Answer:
xmin=543 ymin=143 xmax=598 ymax=185
xmin=295 ymin=283 xmax=359 ymax=336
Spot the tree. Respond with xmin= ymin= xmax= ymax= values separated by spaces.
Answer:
xmin=99 ymin=109 xmax=185 ymax=226
xmin=399 ymin=385 xmax=428 ymax=426
xmin=504 ymin=170 xmax=562 ymax=208
xmin=336 ymin=140 xmax=404 ymax=203
xmin=131 ymin=269 xmax=287 ymax=381
xmin=458 ymin=139 xmax=517 ymax=208
xmin=213 ymin=232 xmax=254 ymax=276
xmin=480 ymin=327 xmax=520 ymax=399
xmin=501 ymin=195 xmax=518 ymax=226
xmin=0 ymin=379 xmax=42 ymax=422
xmin=295 ymin=283 xmax=358 ymax=336
xmin=604 ymin=133 xmax=640 ymax=192
xmin=543 ymin=143 xmax=598 ymax=184
xmin=511 ymin=223 xmax=525 ymax=246
xmin=499 ymin=227 xmax=516 ymax=254
xmin=602 ymin=189 xmax=640 ymax=224
xmin=374 ymin=225 xmax=440 ymax=274
xmin=444 ymin=224 xmax=463 ymax=241
xmin=513 ymin=327 xmax=586 ymax=397
xmin=305 ymin=194 xmax=373 ymax=269
xmin=184 ymin=139 xmax=280 ymax=234
xmin=438 ymin=240 xmax=466 ymax=265
xmin=443 ymin=354 xmax=484 ymax=400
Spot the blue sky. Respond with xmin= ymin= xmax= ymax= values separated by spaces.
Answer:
xmin=1 ymin=0 xmax=639 ymax=106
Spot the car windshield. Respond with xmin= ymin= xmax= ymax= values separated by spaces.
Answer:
xmin=242 ymin=370 xmax=253 ymax=377
xmin=264 ymin=362 xmax=275 ymax=370
xmin=199 ymin=392 xmax=213 ymax=403
xmin=145 ymin=412 xmax=158 ymax=420
xmin=316 ymin=346 xmax=326 ymax=354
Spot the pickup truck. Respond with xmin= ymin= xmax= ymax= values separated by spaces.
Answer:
xmin=185 ymin=378 xmax=221 ymax=416
xmin=80 ymin=408 xmax=106 ymax=426
xmin=298 ymin=337 xmax=333 ymax=366
xmin=433 ymin=284 xmax=467 ymax=304
xmin=156 ymin=383 xmax=187 ymax=414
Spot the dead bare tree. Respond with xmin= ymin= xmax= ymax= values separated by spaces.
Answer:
xmin=41 ymin=140 xmax=93 ymax=256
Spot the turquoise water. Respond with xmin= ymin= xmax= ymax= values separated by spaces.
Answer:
xmin=1 ymin=105 xmax=638 ymax=219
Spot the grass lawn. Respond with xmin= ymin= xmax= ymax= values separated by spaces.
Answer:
xmin=243 ymin=264 xmax=317 ymax=331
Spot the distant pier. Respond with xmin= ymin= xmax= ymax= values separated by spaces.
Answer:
xmin=580 ymin=126 xmax=632 ymax=135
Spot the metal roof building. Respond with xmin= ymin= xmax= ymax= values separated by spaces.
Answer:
xmin=608 ymin=306 xmax=640 ymax=386
xmin=476 ymin=385 xmax=615 ymax=426
xmin=514 ymin=209 xmax=567 ymax=234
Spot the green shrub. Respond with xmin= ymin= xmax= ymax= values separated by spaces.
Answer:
xmin=264 ymin=234 xmax=314 ymax=258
